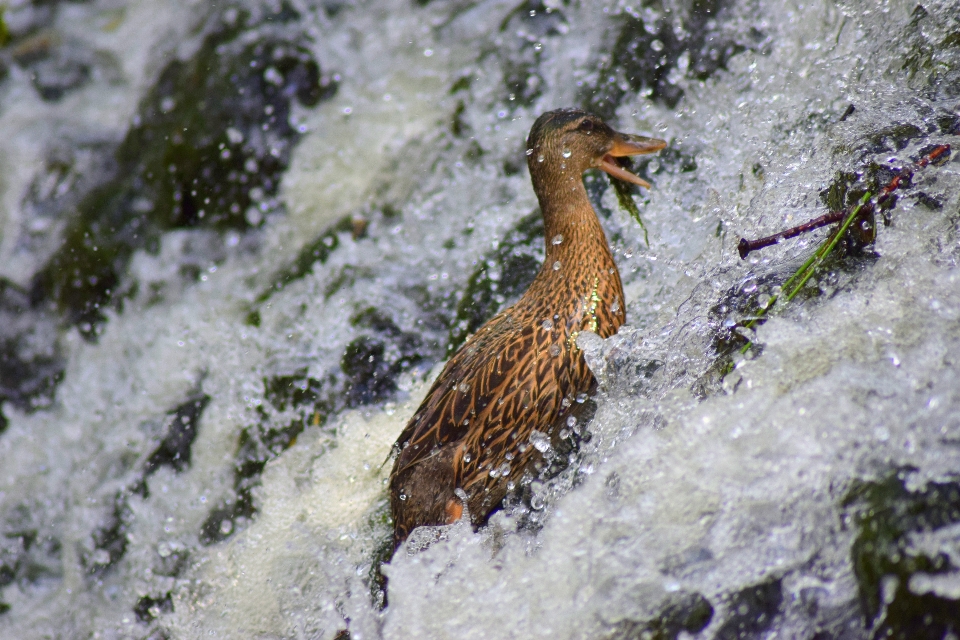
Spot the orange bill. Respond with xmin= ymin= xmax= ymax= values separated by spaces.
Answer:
xmin=599 ymin=133 xmax=667 ymax=189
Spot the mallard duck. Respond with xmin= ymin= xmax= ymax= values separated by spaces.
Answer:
xmin=389 ymin=109 xmax=666 ymax=547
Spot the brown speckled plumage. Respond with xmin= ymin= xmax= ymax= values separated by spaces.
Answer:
xmin=389 ymin=109 xmax=665 ymax=547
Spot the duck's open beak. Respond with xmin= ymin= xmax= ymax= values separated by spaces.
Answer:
xmin=599 ymin=133 xmax=667 ymax=189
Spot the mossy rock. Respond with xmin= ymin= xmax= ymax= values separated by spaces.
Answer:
xmin=447 ymin=210 xmax=544 ymax=354
xmin=30 ymin=3 xmax=337 ymax=338
xmin=842 ymin=470 xmax=960 ymax=639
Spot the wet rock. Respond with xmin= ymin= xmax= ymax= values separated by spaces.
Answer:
xmin=86 ymin=492 xmax=133 ymax=577
xmin=497 ymin=1 xmax=568 ymax=105
xmin=29 ymin=2 xmax=338 ymax=339
xmin=22 ymin=37 xmax=92 ymax=101
xmin=0 ymin=279 xmax=63 ymax=432
xmin=142 ymin=393 xmax=211 ymax=476
xmin=606 ymin=591 xmax=714 ymax=640
xmin=200 ymin=368 xmax=331 ymax=544
xmin=447 ymin=209 xmax=544 ymax=354
xmin=715 ymin=577 xmax=783 ymax=639
xmin=584 ymin=0 xmax=769 ymax=117
xmin=134 ymin=592 xmax=174 ymax=624
xmin=842 ymin=471 xmax=960 ymax=639
xmin=343 ymin=308 xmax=426 ymax=407
xmin=0 ymin=503 xmax=62 ymax=610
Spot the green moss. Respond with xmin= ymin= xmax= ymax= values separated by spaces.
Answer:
xmin=447 ymin=210 xmax=544 ymax=354
xmin=582 ymin=0 xmax=765 ymax=118
xmin=251 ymin=215 xmax=354 ymax=311
xmin=30 ymin=3 xmax=337 ymax=339
xmin=449 ymin=75 xmax=471 ymax=94
xmin=842 ymin=471 xmax=960 ymax=638
xmin=0 ymin=7 xmax=10 ymax=48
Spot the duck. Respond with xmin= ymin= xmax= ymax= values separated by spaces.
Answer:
xmin=389 ymin=108 xmax=666 ymax=548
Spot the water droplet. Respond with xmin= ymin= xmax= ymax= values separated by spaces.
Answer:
xmin=610 ymin=299 xmax=621 ymax=313
xmin=530 ymin=430 xmax=551 ymax=452
xmin=537 ymin=154 xmax=545 ymax=163
xmin=559 ymin=428 xmax=570 ymax=439
xmin=576 ymin=392 xmax=589 ymax=403
xmin=562 ymin=148 xmax=572 ymax=158
xmin=651 ymin=39 xmax=664 ymax=52
xmin=548 ymin=344 xmax=562 ymax=357
xmin=505 ymin=451 xmax=514 ymax=461
xmin=463 ymin=452 xmax=472 ymax=463
xmin=399 ymin=493 xmax=407 ymax=501
xmin=553 ymin=260 xmax=562 ymax=270
xmin=552 ymin=234 xmax=564 ymax=245
xmin=541 ymin=319 xmax=554 ymax=330
xmin=220 ymin=519 xmax=233 ymax=535
xmin=567 ymin=415 xmax=578 ymax=427
xmin=531 ymin=495 xmax=544 ymax=510
xmin=526 ymin=148 xmax=534 ymax=156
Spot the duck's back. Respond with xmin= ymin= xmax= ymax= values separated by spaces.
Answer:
xmin=390 ymin=257 xmax=624 ymax=545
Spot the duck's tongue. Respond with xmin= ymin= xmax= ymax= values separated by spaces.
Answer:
xmin=599 ymin=133 xmax=667 ymax=189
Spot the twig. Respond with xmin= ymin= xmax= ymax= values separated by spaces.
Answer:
xmin=733 ymin=143 xmax=951 ymax=355
xmin=737 ymin=143 xmax=951 ymax=259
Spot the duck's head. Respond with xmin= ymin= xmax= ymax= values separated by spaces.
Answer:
xmin=526 ymin=109 xmax=666 ymax=190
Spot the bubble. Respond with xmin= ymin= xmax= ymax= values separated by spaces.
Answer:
xmin=553 ymin=261 xmax=562 ymax=270
xmin=529 ymin=430 xmax=551 ymax=452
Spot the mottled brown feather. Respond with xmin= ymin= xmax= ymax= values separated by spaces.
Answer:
xmin=389 ymin=109 xmax=663 ymax=547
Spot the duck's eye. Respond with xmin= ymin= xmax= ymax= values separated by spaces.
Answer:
xmin=578 ymin=119 xmax=594 ymax=133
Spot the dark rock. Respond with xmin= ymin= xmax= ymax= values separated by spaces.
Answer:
xmin=134 ymin=592 xmax=174 ymax=623
xmin=142 ymin=393 xmax=211 ymax=475
xmin=842 ymin=471 xmax=960 ymax=639
xmin=715 ymin=577 xmax=782 ymax=639
xmin=29 ymin=3 xmax=338 ymax=339
xmin=447 ymin=210 xmax=544 ymax=354
xmin=584 ymin=0 xmax=769 ymax=117
xmin=0 ymin=279 xmax=64 ymax=432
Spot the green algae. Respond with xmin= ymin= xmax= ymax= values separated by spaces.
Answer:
xmin=30 ymin=3 xmax=337 ymax=339
xmin=842 ymin=471 xmax=960 ymax=638
xmin=447 ymin=210 xmax=544 ymax=354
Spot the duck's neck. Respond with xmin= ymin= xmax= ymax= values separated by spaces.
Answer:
xmin=532 ymin=169 xmax=613 ymax=266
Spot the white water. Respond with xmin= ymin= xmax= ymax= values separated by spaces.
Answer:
xmin=1 ymin=0 xmax=959 ymax=638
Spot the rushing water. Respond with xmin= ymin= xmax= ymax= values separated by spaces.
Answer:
xmin=1 ymin=0 xmax=959 ymax=638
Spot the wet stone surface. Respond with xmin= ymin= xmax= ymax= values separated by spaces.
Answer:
xmin=583 ymin=0 xmax=770 ymax=117
xmin=29 ymin=2 xmax=337 ymax=338
xmin=843 ymin=471 xmax=960 ymax=639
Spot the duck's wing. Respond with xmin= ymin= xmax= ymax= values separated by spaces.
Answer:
xmin=392 ymin=309 xmax=551 ymax=477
